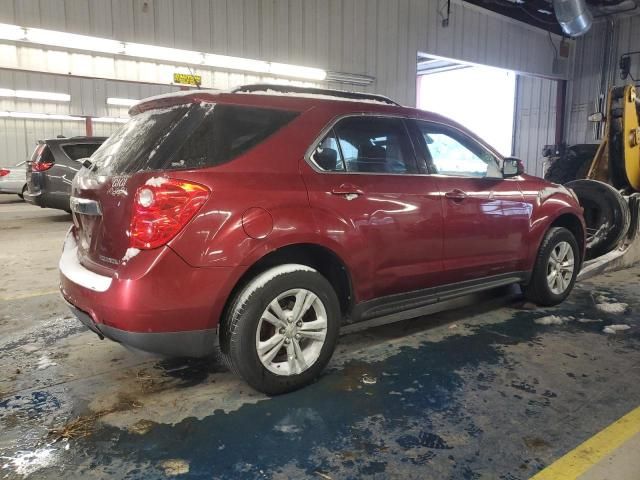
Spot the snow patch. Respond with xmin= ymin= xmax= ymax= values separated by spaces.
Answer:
xmin=36 ymin=355 xmax=57 ymax=370
xmin=237 ymin=264 xmax=316 ymax=308
xmin=2 ymin=447 xmax=57 ymax=476
xmin=603 ymin=324 xmax=631 ymax=334
xmin=122 ymin=248 xmax=140 ymax=263
xmin=577 ymin=318 xmax=603 ymax=323
xmin=595 ymin=302 xmax=628 ymax=314
xmin=534 ymin=315 xmax=569 ymax=325
xmin=145 ymin=176 xmax=168 ymax=187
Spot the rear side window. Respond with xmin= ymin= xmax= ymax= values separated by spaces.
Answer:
xmin=62 ymin=143 xmax=102 ymax=161
xmin=172 ymin=105 xmax=298 ymax=169
xmin=311 ymin=116 xmax=417 ymax=174
xmin=91 ymin=104 xmax=297 ymax=175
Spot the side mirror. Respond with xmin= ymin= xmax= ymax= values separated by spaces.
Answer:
xmin=502 ymin=157 xmax=525 ymax=178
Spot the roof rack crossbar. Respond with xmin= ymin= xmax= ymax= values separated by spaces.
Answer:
xmin=231 ymin=84 xmax=400 ymax=106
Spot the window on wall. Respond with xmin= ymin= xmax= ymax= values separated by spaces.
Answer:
xmin=417 ymin=61 xmax=516 ymax=156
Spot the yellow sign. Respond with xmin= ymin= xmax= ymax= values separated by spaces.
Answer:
xmin=173 ymin=73 xmax=201 ymax=86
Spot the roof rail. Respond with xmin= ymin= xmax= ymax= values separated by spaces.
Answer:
xmin=231 ymin=84 xmax=400 ymax=106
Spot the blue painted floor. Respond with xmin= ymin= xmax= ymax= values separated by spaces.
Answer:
xmin=2 ymin=199 xmax=640 ymax=479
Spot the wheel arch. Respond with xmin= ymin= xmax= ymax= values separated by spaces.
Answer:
xmin=547 ymin=213 xmax=585 ymax=264
xmin=218 ymin=242 xmax=354 ymax=344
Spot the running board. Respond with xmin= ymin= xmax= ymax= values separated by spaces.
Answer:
xmin=341 ymin=274 xmax=526 ymax=335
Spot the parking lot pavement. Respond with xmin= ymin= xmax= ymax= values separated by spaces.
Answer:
xmin=2 ymin=195 xmax=640 ymax=479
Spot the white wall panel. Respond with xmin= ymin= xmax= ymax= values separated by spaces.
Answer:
xmin=0 ymin=0 xmax=563 ymax=107
xmin=565 ymin=15 xmax=640 ymax=146
xmin=0 ymin=69 xmax=175 ymax=165
xmin=0 ymin=0 xmax=567 ymax=168
xmin=513 ymin=74 xmax=557 ymax=177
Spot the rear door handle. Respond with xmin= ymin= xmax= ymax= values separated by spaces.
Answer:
xmin=445 ymin=189 xmax=467 ymax=202
xmin=331 ymin=183 xmax=364 ymax=200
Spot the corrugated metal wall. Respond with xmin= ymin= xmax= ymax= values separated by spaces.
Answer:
xmin=565 ymin=15 xmax=640 ymax=146
xmin=0 ymin=0 xmax=563 ymax=167
xmin=513 ymin=74 xmax=557 ymax=177
xmin=0 ymin=70 xmax=175 ymax=166
xmin=565 ymin=21 xmax=610 ymax=146
xmin=0 ymin=0 xmax=563 ymax=105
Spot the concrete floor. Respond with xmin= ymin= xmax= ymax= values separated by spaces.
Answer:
xmin=1 ymin=194 xmax=640 ymax=479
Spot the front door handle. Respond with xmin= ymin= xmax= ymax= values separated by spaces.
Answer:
xmin=445 ymin=189 xmax=467 ymax=202
xmin=331 ymin=183 xmax=364 ymax=200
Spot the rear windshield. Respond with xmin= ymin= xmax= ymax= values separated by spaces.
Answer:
xmin=90 ymin=104 xmax=298 ymax=175
xmin=62 ymin=143 xmax=102 ymax=161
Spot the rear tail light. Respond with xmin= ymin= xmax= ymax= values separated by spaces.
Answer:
xmin=31 ymin=144 xmax=53 ymax=171
xmin=0 ymin=169 xmax=9 ymax=177
xmin=32 ymin=161 xmax=54 ymax=172
xmin=130 ymin=178 xmax=210 ymax=249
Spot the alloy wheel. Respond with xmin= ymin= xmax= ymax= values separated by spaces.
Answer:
xmin=255 ymin=288 xmax=328 ymax=376
xmin=546 ymin=241 xmax=575 ymax=295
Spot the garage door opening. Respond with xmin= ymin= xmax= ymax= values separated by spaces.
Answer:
xmin=417 ymin=54 xmax=517 ymax=157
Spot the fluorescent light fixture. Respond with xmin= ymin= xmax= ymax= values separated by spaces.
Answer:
xmin=0 ymin=23 xmax=25 ymax=41
xmin=26 ymin=27 xmax=123 ymax=54
xmin=0 ymin=88 xmax=70 ymax=102
xmin=93 ymin=116 xmax=128 ymax=123
xmin=125 ymin=43 xmax=203 ymax=65
xmin=106 ymin=97 xmax=138 ymax=107
xmin=0 ymin=111 xmax=83 ymax=121
xmin=0 ymin=22 xmax=329 ymax=81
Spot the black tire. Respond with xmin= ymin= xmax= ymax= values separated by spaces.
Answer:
xmin=565 ymin=179 xmax=631 ymax=260
xmin=18 ymin=185 xmax=27 ymax=200
xmin=544 ymin=144 xmax=598 ymax=184
xmin=220 ymin=264 xmax=340 ymax=395
xmin=523 ymin=227 xmax=579 ymax=306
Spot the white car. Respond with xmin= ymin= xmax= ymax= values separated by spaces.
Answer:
xmin=0 ymin=162 xmax=27 ymax=199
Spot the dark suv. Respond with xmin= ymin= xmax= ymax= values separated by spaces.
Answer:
xmin=60 ymin=85 xmax=585 ymax=395
xmin=25 ymin=137 xmax=106 ymax=212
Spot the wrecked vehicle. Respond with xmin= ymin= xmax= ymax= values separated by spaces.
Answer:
xmin=60 ymin=84 xmax=585 ymax=394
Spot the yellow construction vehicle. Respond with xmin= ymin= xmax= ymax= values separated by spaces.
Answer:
xmin=546 ymin=84 xmax=640 ymax=261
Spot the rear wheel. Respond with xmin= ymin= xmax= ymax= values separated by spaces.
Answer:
xmin=220 ymin=264 xmax=340 ymax=395
xmin=523 ymin=227 xmax=579 ymax=306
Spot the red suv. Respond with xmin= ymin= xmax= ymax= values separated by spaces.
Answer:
xmin=60 ymin=84 xmax=585 ymax=394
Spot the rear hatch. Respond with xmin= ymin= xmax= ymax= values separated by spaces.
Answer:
xmin=70 ymin=101 xmax=299 ymax=274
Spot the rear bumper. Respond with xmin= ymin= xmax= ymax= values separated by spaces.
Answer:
xmin=65 ymin=299 xmax=217 ymax=357
xmin=24 ymin=190 xmax=44 ymax=206
xmin=60 ymin=231 xmax=238 ymax=358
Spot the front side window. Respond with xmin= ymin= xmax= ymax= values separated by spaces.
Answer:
xmin=310 ymin=116 xmax=417 ymax=174
xmin=414 ymin=121 xmax=501 ymax=178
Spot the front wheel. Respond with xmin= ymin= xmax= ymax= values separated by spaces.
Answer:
xmin=522 ymin=227 xmax=579 ymax=306
xmin=220 ymin=264 xmax=340 ymax=395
